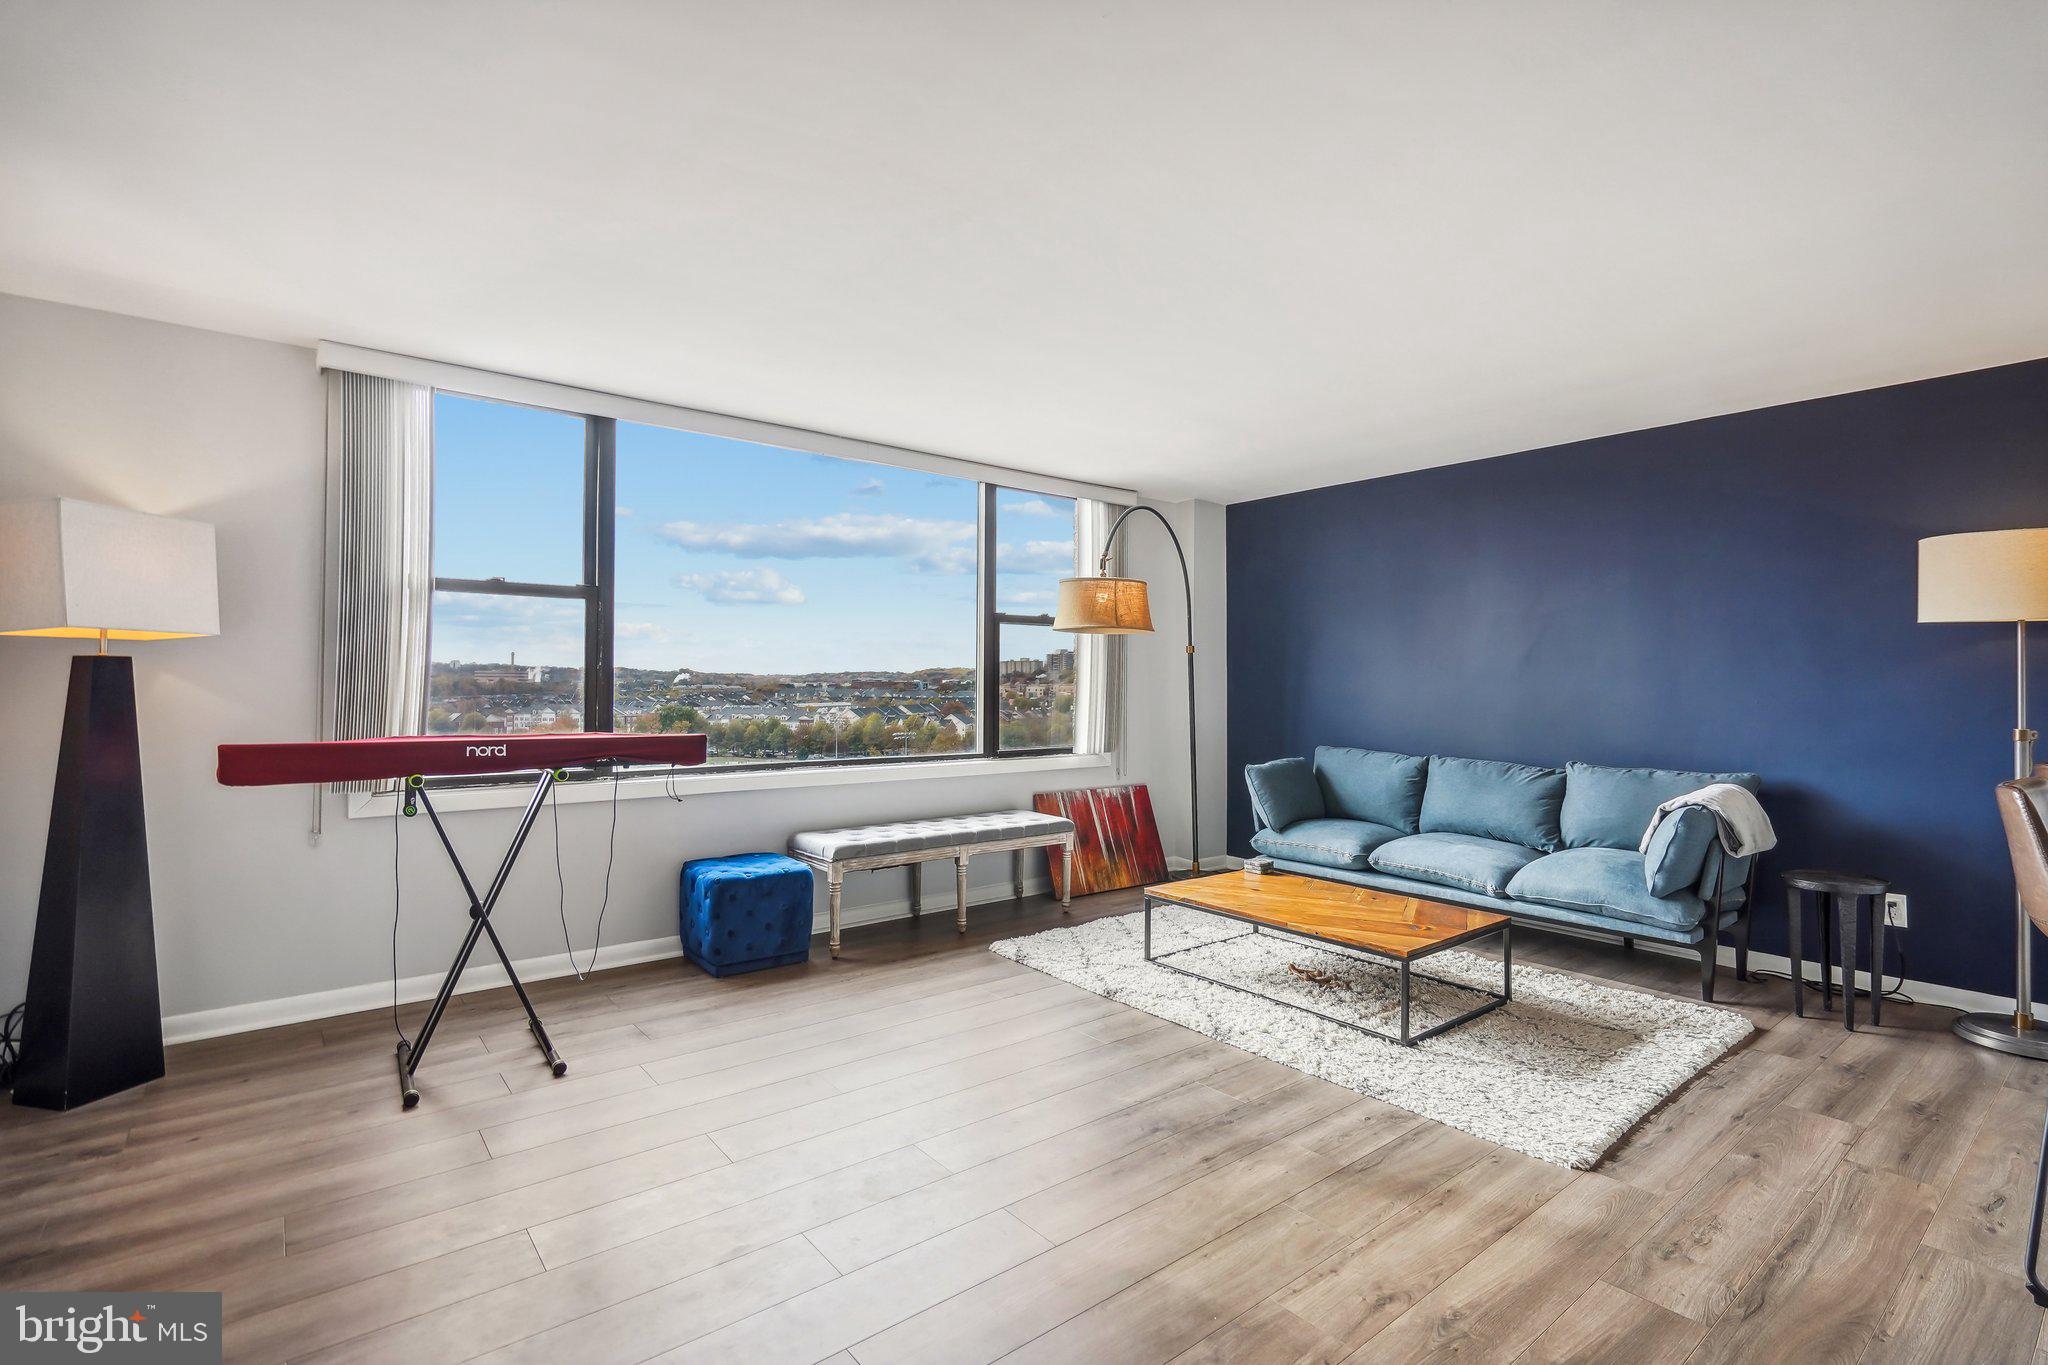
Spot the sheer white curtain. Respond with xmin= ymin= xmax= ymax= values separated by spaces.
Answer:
xmin=312 ymin=370 xmax=433 ymax=833
xmin=1073 ymin=499 xmax=1128 ymax=770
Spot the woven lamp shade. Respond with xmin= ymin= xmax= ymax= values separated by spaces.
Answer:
xmin=1919 ymin=529 xmax=2048 ymax=622
xmin=1054 ymin=576 xmax=1154 ymax=634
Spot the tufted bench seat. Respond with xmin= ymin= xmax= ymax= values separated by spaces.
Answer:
xmin=789 ymin=810 xmax=1076 ymax=956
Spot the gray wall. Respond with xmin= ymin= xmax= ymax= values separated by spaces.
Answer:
xmin=0 ymin=292 xmax=1228 ymax=1031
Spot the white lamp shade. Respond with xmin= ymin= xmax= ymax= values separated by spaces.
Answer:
xmin=1918 ymin=528 xmax=2048 ymax=623
xmin=0 ymin=497 xmax=219 ymax=641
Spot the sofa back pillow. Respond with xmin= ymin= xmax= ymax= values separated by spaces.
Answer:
xmin=1246 ymin=756 xmax=1326 ymax=831
xmin=1643 ymin=804 xmax=1719 ymax=897
xmin=1561 ymin=763 xmax=1762 ymax=850
xmin=1313 ymin=746 xmax=1428 ymax=833
xmin=1417 ymin=755 xmax=1566 ymax=852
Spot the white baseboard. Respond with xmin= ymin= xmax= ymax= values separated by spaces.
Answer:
xmin=159 ymin=855 xmax=1449 ymax=1047
xmin=162 ymin=872 xmax=1063 ymax=1045
xmin=1544 ymin=923 xmax=2024 ymax=1018
xmin=160 ymin=936 xmax=688 ymax=1045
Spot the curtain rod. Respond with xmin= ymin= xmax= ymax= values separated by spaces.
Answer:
xmin=315 ymin=341 xmax=1140 ymax=507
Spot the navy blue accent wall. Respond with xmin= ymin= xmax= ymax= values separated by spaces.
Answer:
xmin=1227 ymin=358 xmax=2048 ymax=999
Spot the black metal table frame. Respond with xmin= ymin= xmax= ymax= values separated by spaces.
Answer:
xmin=1141 ymin=891 xmax=1512 ymax=1047
xmin=391 ymin=768 xmax=570 ymax=1109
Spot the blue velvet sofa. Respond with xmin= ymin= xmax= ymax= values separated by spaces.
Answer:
xmin=1244 ymin=747 xmax=1761 ymax=999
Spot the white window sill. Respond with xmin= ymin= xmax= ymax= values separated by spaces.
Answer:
xmin=345 ymin=750 xmax=1114 ymax=819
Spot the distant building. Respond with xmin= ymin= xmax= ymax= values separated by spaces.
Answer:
xmin=1046 ymin=648 xmax=1075 ymax=676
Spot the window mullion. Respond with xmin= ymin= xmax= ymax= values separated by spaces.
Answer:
xmin=585 ymin=416 xmax=617 ymax=732
xmin=433 ymin=577 xmax=590 ymax=599
xmin=979 ymin=483 xmax=998 ymax=758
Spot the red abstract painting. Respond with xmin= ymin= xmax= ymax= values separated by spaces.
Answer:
xmin=1034 ymin=784 xmax=1169 ymax=898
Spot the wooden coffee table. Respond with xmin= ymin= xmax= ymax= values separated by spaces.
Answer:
xmin=1142 ymin=870 xmax=1512 ymax=1046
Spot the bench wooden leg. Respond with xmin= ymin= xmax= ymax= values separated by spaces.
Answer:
xmin=1013 ymin=850 xmax=1024 ymax=902
xmin=956 ymin=854 xmax=970 ymax=934
xmin=828 ymin=870 xmax=844 ymax=958
xmin=909 ymin=863 xmax=921 ymax=919
xmin=1061 ymin=839 xmax=1073 ymax=910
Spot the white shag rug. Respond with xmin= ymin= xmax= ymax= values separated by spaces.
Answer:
xmin=991 ymin=906 xmax=1752 ymax=1168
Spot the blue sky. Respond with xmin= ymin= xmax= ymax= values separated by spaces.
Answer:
xmin=430 ymin=393 xmax=1077 ymax=673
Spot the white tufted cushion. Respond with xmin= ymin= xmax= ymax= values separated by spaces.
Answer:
xmin=789 ymin=810 xmax=1074 ymax=862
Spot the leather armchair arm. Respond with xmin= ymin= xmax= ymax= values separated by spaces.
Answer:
xmin=1998 ymin=775 xmax=2048 ymax=939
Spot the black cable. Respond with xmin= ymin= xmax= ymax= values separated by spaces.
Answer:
xmin=0 ymin=1001 xmax=25 ymax=1090
xmin=585 ymin=772 xmax=621 ymax=976
xmin=1743 ymin=938 xmax=1915 ymax=1007
xmin=552 ymin=770 xmax=622 ymax=980
xmin=552 ymin=777 xmax=576 ymax=979
xmin=391 ymin=797 xmax=409 ymax=1045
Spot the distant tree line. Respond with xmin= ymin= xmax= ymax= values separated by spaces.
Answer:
xmin=635 ymin=703 xmax=974 ymax=758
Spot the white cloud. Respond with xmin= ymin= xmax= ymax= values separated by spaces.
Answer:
xmin=615 ymin=506 xmax=635 ymax=518
xmin=852 ymin=479 xmax=884 ymax=496
xmin=1001 ymin=589 xmax=1056 ymax=607
xmin=911 ymin=545 xmax=977 ymax=576
xmin=1001 ymin=497 xmax=1061 ymax=517
xmin=1000 ymin=539 xmax=1077 ymax=574
xmin=676 ymin=567 xmax=807 ymax=605
xmin=656 ymin=512 xmax=976 ymax=574
xmin=615 ymin=621 xmax=670 ymax=641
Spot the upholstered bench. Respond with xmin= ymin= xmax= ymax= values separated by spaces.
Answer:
xmin=788 ymin=811 xmax=1076 ymax=956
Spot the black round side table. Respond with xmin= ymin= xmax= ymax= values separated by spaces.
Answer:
xmin=1783 ymin=868 xmax=1891 ymax=1030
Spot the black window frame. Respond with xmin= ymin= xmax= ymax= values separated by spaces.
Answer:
xmin=425 ymin=392 xmax=1078 ymax=782
xmin=979 ymin=483 xmax=1072 ymax=759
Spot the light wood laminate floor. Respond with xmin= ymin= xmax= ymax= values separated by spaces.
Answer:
xmin=4 ymin=886 xmax=2045 ymax=1363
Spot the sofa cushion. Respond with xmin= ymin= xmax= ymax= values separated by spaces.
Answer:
xmin=1368 ymin=832 xmax=1542 ymax=898
xmin=1246 ymin=756 xmax=1326 ymax=832
xmin=1643 ymin=804 xmax=1719 ymax=897
xmin=1560 ymin=763 xmax=1762 ymax=850
xmin=1313 ymin=746 xmax=1428 ymax=833
xmin=1417 ymin=755 xmax=1566 ymax=852
xmin=1252 ymin=818 xmax=1402 ymax=872
xmin=1507 ymin=848 xmax=1706 ymax=932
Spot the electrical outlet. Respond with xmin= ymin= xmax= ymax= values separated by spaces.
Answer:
xmin=1884 ymin=893 xmax=1908 ymax=929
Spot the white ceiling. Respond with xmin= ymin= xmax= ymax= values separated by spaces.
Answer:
xmin=3 ymin=2 xmax=2044 ymax=503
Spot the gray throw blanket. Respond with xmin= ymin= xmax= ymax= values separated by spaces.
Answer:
xmin=1639 ymin=783 xmax=1777 ymax=858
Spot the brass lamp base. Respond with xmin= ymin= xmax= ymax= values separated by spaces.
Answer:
xmin=1953 ymin=1011 xmax=2048 ymax=1061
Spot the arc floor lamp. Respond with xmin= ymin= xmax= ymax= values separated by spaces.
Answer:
xmin=1055 ymin=505 xmax=1201 ymax=878
xmin=1920 ymin=527 xmax=2048 ymax=1059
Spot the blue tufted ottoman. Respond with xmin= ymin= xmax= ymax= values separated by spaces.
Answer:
xmin=679 ymin=853 xmax=815 ymax=977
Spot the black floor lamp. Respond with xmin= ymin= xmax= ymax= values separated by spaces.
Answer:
xmin=0 ymin=497 xmax=218 ymax=1109
xmin=1054 ymin=505 xmax=1203 ymax=878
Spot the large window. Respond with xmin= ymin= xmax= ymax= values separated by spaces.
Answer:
xmin=425 ymin=392 xmax=1084 ymax=770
